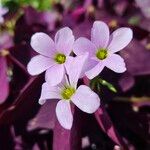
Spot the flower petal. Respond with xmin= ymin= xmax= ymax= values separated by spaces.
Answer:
xmin=80 ymin=58 xmax=98 ymax=78
xmin=31 ymin=32 xmax=55 ymax=57
xmin=85 ymin=62 xmax=104 ymax=79
xmin=56 ymin=100 xmax=73 ymax=129
xmin=39 ymin=82 xmax=61 ymax=105
xmin=55 ymin=27 xmax=74 ymax=55
xmin=105 ymin=54 xmax=126 ymax=73
xmin=72 ymin=85 xmax=100 ymax=113
xmin=107 ymin=28 xmax=133 ymax=53
xmin=45 ymin=64 xmax=65 ymax=86
xmin=73 ymin=37 xmax=96 ymax=56
xmin=65 ymin=54 xmax=88 ymax=88
xmin=27 ymin=55 xmax=55 ymax=75
xmin=91 ymin=21 xmax=109 ymax=49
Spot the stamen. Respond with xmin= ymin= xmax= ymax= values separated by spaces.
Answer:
xmin=61 ymin=86 xmax=75 ymax=100
xmin=96 ymin=48 xmax=107 ymax=60
xmin=54 ymin=53 xmax=66 ymax=64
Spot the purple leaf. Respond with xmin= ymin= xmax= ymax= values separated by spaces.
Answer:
xmin=114 ymin=1 xmax=128 ymax=16
xmin=71 ymin=7 xmax=86 ymax=21
xmin=27 ymin=100 xmax=58 ymax=131
xmin=120 ymin=39 xmax=150 ymax=76
xmin=0 ymin=75 xmax=44 ymax=125
xmin=109 ymin=101 xmax=150 ymax=141
xmin=135 ymin=0 xmax=150 ymax=19
xmin=0 ymin=32 xmax=13 ymax=103
xmin=28 ymin=101 xmax=82 ymax=150
xmin=33 ymin=144 xmax=40 ymax=150
xmin=24 ymin=7 xmax=57 ymax=31
xmin=139 ymin=19 xmax=150 ymax=32
xmin=53 ymin=122 xmax=72 ymax=150
xmin=73 ymin=20 xmax=92 ymax=38
xmin=95 ymin=106 xmax=126 ymax=148
xmin=0 ymin=32 xmax=13 ymax=50
xmin=83 ymin=77 xmax=127 ymax=148
xmin=119 ymin=72 xmax=135 ymax=92
xmin=0 ymin=57 xmax=9 ymax=103
xmin=53 ymin=107 xmax=82 ymax=150
xmin=0 ymin=125 xmax=14 ymax=149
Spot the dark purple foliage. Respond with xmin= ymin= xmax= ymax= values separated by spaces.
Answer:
xmin=0 ymin=0 xmax=150 ymax=150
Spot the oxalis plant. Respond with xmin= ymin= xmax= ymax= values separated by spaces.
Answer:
xmin=27 ymin=22 xmax=133 ymax=129
xmin=1 ymin=0 xmax=150 ymax=150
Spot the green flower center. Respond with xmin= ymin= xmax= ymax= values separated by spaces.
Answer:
xmin=61 ymin=86 xmax=75 ymax=100
xmin=54 ymin=53 xmax=66 ymax=64
xmin=96 ymin=48 xmax=107 ymax=60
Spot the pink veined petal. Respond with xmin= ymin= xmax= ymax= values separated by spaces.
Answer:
xmin=65 ymin=54 xmax=88 ymax=88
xmin=105 ymin=54 xmax=126 ymax=73
xmin=39 ymin=82 xmax=61 ymax=105
xmin=91 ymin=21 xmax=110 ymax=49
xmin=56 ymin=100 xmax=73 ymax=129
xmin=73 ymin=37 xmax=96 ymax=56
xmin=45 ymin=64 xmax=65 ymax=86
xmin=27 ymin=55 xmax=55 ymax=75
xmin=71 ymin=85 xmax=100 ymax=113
xmin=85 ymin=62 xmax=104 ymax=79
xmin=107 ymin=27 xmax=133 ymax=53
xmin=55 ymin=27 xmax=74 ymax=56
xmin=31 ymin=32 xmax=56 ymax=57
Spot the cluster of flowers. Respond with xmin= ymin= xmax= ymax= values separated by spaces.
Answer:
xmin=27 ymin=21 xmax=133 ymax=129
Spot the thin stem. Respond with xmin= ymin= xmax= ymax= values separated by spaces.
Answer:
xmin=7 ymin=54 xmax=29 ymax=76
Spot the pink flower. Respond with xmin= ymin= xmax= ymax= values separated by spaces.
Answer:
xmin=0 ymin=5 xmax=8 ymax=24
xmin=73 ymin=21 xmax=133 ymax=79
xmin=27 ymin=27 xmax=75 ymax=86
xmin=39 ymin=54 xmax=100 ymax=129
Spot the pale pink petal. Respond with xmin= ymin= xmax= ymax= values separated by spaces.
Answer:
xmin=72 ymin=85 xmax=100 ymax=113
xmin=27 ymin=55 xmax=55 ymax=75
xmin=107 ymin=28 xmax=133 ymax=53
xmin=85 ymin=62 xmax=104 ymax=79
xmin=39 ymin=82 xmax=61 ymax=105
xmin=64 ymin=56 xmax=74 ymax=76
xmin=91 ymin=21 xmax=109 ymax=49
xmin=73 ymin=37 xmax=96 ymax=56
xmin=65 ymin=54 xmax=88 ymax=88
xmin=105 ymin=54 xmax=126 ymax=73
xmin=80 ymin=58 xmax=98 ymax=78
xmin=45 ymin=64 xmax=65 ymax=86
xmin=55 ymin=27 xmax=74 ymax=55
xmin=31 ymin=32 xmax=55 ymax=57
xmin=56 ymin=100 xmax=73 ymax=129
